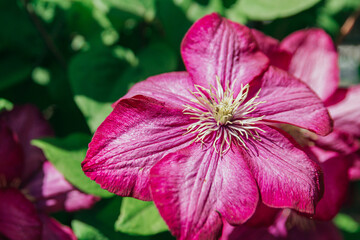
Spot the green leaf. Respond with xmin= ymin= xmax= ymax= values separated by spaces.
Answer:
xmin=74 ymin=197 xmax=173 ymax=239
xmin=334 ymin=213 xmax=360 ymax=233
xmin=69 ymin=42 xmax=177 ymax=133
xmin=0 ymin=1 xmax=44 ymax=55
xmin=239 ymin=0 xmax=321 ymax=20
xmin=69 ymin=46 xmax=131 ymax=132
xmin=156 ymin=0 xmax=192 ymax=49
xmin=0 ymin=98 xmax=13 ymax=112
xmin=32 ymin=133 xmax=113 ymax=198
xmin=72 ymin=220 xmax=110 ymax=240
xmin=224 ymin=0 xmax=248 ymax=24
xmin=131 ymin=42 xmax=178 ymax=80
xmin=0 ymin=54 xmax=33 ymax=91
xmin=73 ymin=96 xmax=113 ymax=133
xmin=104 ymin=0 xmax=156 ymax=21
xmin=186 ymin=0 xmax=225 ymax=22
xmin=115 ymin=198 xmax=168 ymax=235
xmin=324 ymin=0 xmax=360 ymax=14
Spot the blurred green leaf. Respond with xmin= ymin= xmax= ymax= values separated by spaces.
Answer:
xmin=72 ymin=220 xmax=110 ymax=240
xmin=224 ymin=0 xmax=248 ymax=24
xmin=324 ymin=0 xmax=360 ymax=15
xmin=334 ymin=213 xmax=360 ymax=233
xmin=105 ymin=0 xmax=156 ymax=21
xmin=69 ymin=46 xmax=131 ymax=132
xmin=74 ymin=198 xmax=126 ymax=240
xmin=32 ymin=67 xmax=51 ymax=86
xmin=0 ymin=99 xmax=13 ymax=112
xmin=69 ymin=42 xmax=177 ymax=133
xmin=156 ymin=0 xmax=192 ymax=50
xmin=128 ymin=42 xmax=178 ymax=80
xmin=73 ymin=96 xmax=113 ymax=134
xmin=186 ymin=0 xmax=224 ymax=22
xmin=0 ymin=55 xmax=33 ymax=91
xmin=32 ymin=133 xmax=113 ymax=198
xmin=32 ymin=0 xmax=57 ymax=23
xmin=0 ymin=1 xmax=44 ymax=55
xmin=115 ymin=198 xmax=168 ymax=235
xmin=316 ymin=0 xmax=360 ymax=37
xmin=74 ymin=197 xmax=173 ymax=239
xmin=240 ymin=0 xmax=321 ymax=20
xmin=0 ymin=1 xmax=45 ymax=91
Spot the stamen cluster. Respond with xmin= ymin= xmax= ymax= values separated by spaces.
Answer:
xmin=183 ymin=77 xmax=265 ymax=154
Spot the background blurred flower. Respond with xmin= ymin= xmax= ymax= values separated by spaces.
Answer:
xmin=0 ymin=105 xmax=99 ymax=240
xmin=221 ymin=209 xmax=343 ymax=240
xmin=222 ymin=25 xmax=360 ymax=240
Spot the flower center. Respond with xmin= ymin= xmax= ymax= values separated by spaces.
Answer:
xmin=183 ymin=77 xmax=266 ymax=154
xmin=213 ymin=103 xmax=233 ymax=125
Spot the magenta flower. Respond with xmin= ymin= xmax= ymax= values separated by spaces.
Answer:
xmin=252 ymin=27 xmax=360 ymax=220
xmin=325 ymin=86 xmax=360 ymax=181
xmin=221 ymin=209 xmax=343 ymax=240
xmin=0 ymin=105 xmax=98 ymax=240
xmin=83 ymin=13 xmax=332 ymax=239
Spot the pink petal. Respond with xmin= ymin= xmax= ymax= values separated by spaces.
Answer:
xmin=327 ymin=86 xmax=360 ymax=136
xmin=312 ymin=153 xmax=349 ymax=220
xmin=150 ymin=144 xmax=258 ymax=239
xmin=221 ymin=210 xmax=290 ymax=240
xmin=0 ymin=105 xmax=54 ymax=181
xmin=83 ymin=95 xmax=193 ymax=200
xmin=286 ymin=220 xmax=343 ymax=240
xmin=181 ymin=13 xmax=269 ymax=89
xmin=313 ymin=130 xmax=359 ymax=163
xmin=348 ymin=151 xmax=360 ymax=180
xmin=244 ymin=202 xmax=279 ymax=227
xmin=0 ymin=188 xmax=42 ymax=240
xmin=220 ymin=210 xmax=291 ymax=240
xmin=280 ymin=29 xmax=339 ymax=102
xmin=247 ymin=125 xmax=323 ymax=214
xmin=222 ymin=212 xmax=343 ymax=240
xmin=251 ymin=29 xmax=292 ymax=70
xmin=0 ymin=121 xmax=23 ymax=183
xmin=24 ymin=162 xmax=99 ymax=213
xmin=113 ymin=72 xmax=195 ymax=108
xmin=39 ymin=214 xmax=77 ymax=240
xmin=250 ymin=66 xmax=332 ymax=136
xmin=221 ymin=222 xmax=277 ymax=240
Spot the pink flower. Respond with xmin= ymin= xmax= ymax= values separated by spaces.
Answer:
xmin=252 ymin=27 xmax=360 ymax=220
xmin=221 ymin=209 xmax=343 ymax=240
xmin=0 ymin=105 xmax=99 ymax=240
xmin=325 ymin=86 xmax=360 ymax=181
xmin=82 ymin=13 xmax=332 ymax=239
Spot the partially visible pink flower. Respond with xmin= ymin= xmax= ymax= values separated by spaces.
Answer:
xmin=252 ymin=28 xmax=340 ymax=103
xmin=252 ymin=27 xmax=360 ymax=221
xmin=0 ymin=105 xmax=99 ymax=240
xmin=83 ymin=13 xmax=332 ymax=239
xmin=221 ymin=209 xmax=343 ymax=240
xmin=348 ymin=150 xmax=360 ymax=180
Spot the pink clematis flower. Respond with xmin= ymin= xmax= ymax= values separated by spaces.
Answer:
xmin=0 ymin=105 xmax=99 ymax=240
xmin=82 ymin=13 xmax=332 ymax=239
xmin=221 ymin=209 xmax=343 ymax=240
xmin=222 ymin=24 xmax=360 ymax=240
xmin=252 ymin=27 xmax=360 ymax=220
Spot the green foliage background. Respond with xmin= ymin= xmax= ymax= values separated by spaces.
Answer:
xmin=1 ymin=0 xmax=360 ymax=239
